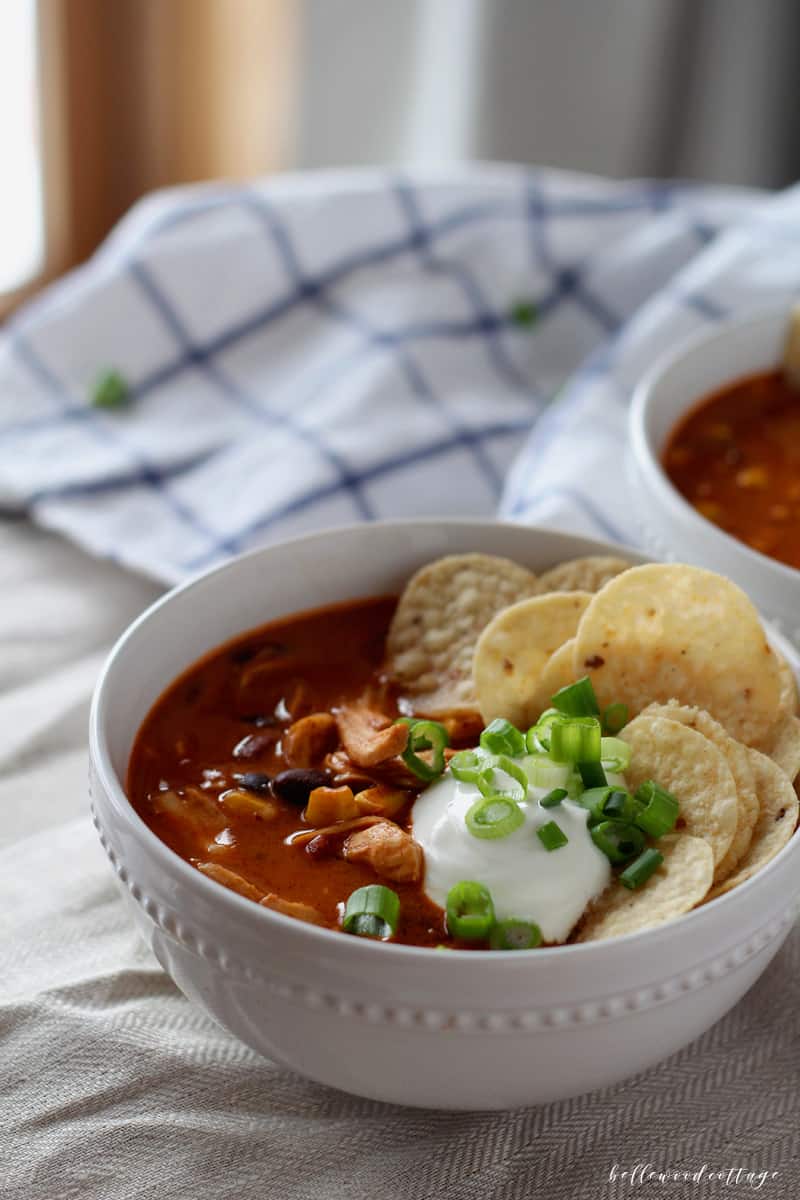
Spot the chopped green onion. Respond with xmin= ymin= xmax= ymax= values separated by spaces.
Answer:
xmin=576 ymin=786 xmax=614 ymax=825
xmin=445 ymin=881 xmax=495 ymax=941
xmin=600 ymin=736 xmax=631 ymax=773
xmin=537 ymin=820 xmax=569 ymax=851
xmin=343 ymin=884 xmax=400 ymax=939
xmin=551 ymin=676 xmax=600 ymax=718
xmin=91 ymin=368 xmax=130 ymax=410
xmin=619 ymin=847 xmax=664 ymax=889
xmin=602 ymin=702 xmax=629 ymax=735
xmin=521 ymin=753 xmax=571 ymax=791
xmin=449 ymin=749 xmax=486 ymax=783
xmin=549 ymin=716 xmax=602 ymax=764
xmin=397 ymin=718 xmax=449 ymax=781
xmin=480 ymin=717 xmax=526 ymax=758
xmin=601 ymin=788 xmax=640 ymax=823
xmin=590 ymin=820 xmax=646 ymax=864
xmin=490 ymin=918 xmax=542 ymax=950
xmin=476 ymin=755 xmax=528 ymax=803
xmin=539 ymin=787 xmax=567 ymax=809
xmin=634 ymin=780 xmax=680 ymax=838
xmin=578 ymin=761 xmax=607 ymax=789
xmin=465 ymin=795 xmax=524 ymax=840
xmin=509 ymin=299 xmax=538 ymax=329
xmin=525 ymin=708 xmax=563 ymax=753
xmin=577 ymin=786 xmax=638 ymax=825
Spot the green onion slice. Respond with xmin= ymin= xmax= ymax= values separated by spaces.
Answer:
xmin=633 ymin=780 xmax=680 ymax=838
xmin=489 ymin=918 xmax=542 ymax=951
xmin=539 ymin=787 xmax=567 ymax=809
xmin=619 ymin=847 xmax=664 ymax=889
xmin=576 ymin=786 xmax=613 ymax=825
xmin=590 ymin=820 xmax=646 ymax=865
xmin=600 ymin=736 xmax=631 ymax=773
xmin=449 ymin=749 xmax=486 ymax=783
xmin=521 ymin=753 xmax=571 ymax=791
xmin=476 ymin=755 xmax=528 ymax=803
xmin=91 ymin=368 xmax=130 ymax=410
xmin=551 ymin=676 xmax=600 ymax=718
xmin=537 ymin=820 xmax=569 ymax=851
xmin=465 ymin=794 xmax=525 ymax=840
xmin=549 ymin=716 xmax=601 ymax=764
xmin=397 ymin=718 xmax=449 ymax=781
xmin=601 ymin=788 xmax=641 ymax=823
xmin=445 ymin=880 xmax=495 ymax=941
xmin=342 ymin=884 xmax=400 ymax=939
xmin=479 ymin=717 xmax=526 ymax=758
xmin=602 ymin=702 xmax=629 ymax=735
xmin=525 ymin=708 xmax=563 ymax=753
xmin=578 ymin=760 xmax=607 ymax=789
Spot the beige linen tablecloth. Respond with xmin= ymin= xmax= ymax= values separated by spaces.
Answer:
xmin=2 ymin=516 xmax=799 ymax=1200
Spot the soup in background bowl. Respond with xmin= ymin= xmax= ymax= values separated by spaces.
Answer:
xmin=629 ymin=304 xmax=800 ymax=641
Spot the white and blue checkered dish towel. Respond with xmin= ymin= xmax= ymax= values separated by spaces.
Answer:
xmin=3 ymin=164 xmax=800 ymax=585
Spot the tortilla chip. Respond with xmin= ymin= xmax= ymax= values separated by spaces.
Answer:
xmin=526 ymin=638 xmax=580 ymax=722
xmin=573 ymin=564 xmax=782 ymax=747
xmin=620 ymin=713 xmax=738 ymax=866
xmin=706 ymin=748 xmax=799 ymax=900
xmin=767 ymin=714 xmax=800 ymax=782
xmin=535 ymin=555 xmax=632 ymax=595
xmin=473 ymin=591 xmax=591 ymax=727
xmin=641 ymin=701 xmax=758 ymax=883
xmin=575 ymin=834 xmax=714 ymax=942
xmin=386 ymin=554 xmax=539 ymax=715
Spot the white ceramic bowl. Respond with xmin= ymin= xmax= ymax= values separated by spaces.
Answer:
xmin=89 ymin=520 xmax=800 ymax=1110
xmin=629 ymin=305 xmax=800 ymax=643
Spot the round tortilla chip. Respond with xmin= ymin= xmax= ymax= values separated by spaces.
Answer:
xmin=575 ymin=834 xmax=714 ymax=943
xmin=620 ymin=713 xmax=738 ymax=866
xmin=386 ymin=554 xmax=539 ymax=715
xmin=535 ymin=555 xmax=632 ymax=595
xmin=706 ymin=748 xmax=799 ymax=901
xmin=767 ymin=714 xmax=800 ymax=782
xmin=641 ymin=701 xmax=759 ymax=883
xmin=473 ymin=591 xmax=591 ymax=727
xmin=526 ymin=638 xmax=580 ymax=723
xmin=573 ymin=564 xmax=782 ymax=747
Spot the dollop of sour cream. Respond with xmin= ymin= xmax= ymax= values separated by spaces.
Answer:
xmin=412 ymin=770 xmax=614 ymax=943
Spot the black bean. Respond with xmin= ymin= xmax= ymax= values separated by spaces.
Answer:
xmin=235 ymin=771 xmax=272 ymax=795
xmin=272 ymin=768 xmax=330 ymax=807
xmin=233 ymin=731 xmax=280 ymax=760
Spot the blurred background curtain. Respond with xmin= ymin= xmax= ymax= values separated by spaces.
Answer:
xmin=294 ymin=0 xmax=800 ymax=187
xmin=6 ymin=0 xmax=800 ymax=315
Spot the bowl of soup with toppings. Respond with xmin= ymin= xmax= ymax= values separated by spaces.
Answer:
xmin=629 ymin=304 xmax=800 ymax=641
xmin=90 ymin=520 xmax=800 ymax=1109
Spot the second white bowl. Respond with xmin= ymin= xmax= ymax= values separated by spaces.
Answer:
xmin=629 ymin=305 xmax=800 ymax=643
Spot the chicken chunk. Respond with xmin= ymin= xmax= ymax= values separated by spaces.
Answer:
xmin=283 ymin=712 xmax=338 ymax=768
xmin=260 ymin=892 xmax=326 ymax=926
xmin=335 ymin=706 xmax=409 ymax=768
xmin=196 ymin=861 xmax=264 ymax=902
xmin=342 ymin=821 xmax=423 ymax=883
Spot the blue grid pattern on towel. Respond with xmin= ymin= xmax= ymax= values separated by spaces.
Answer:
xmin=0 ymin=167 xmax=763 ymax=582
